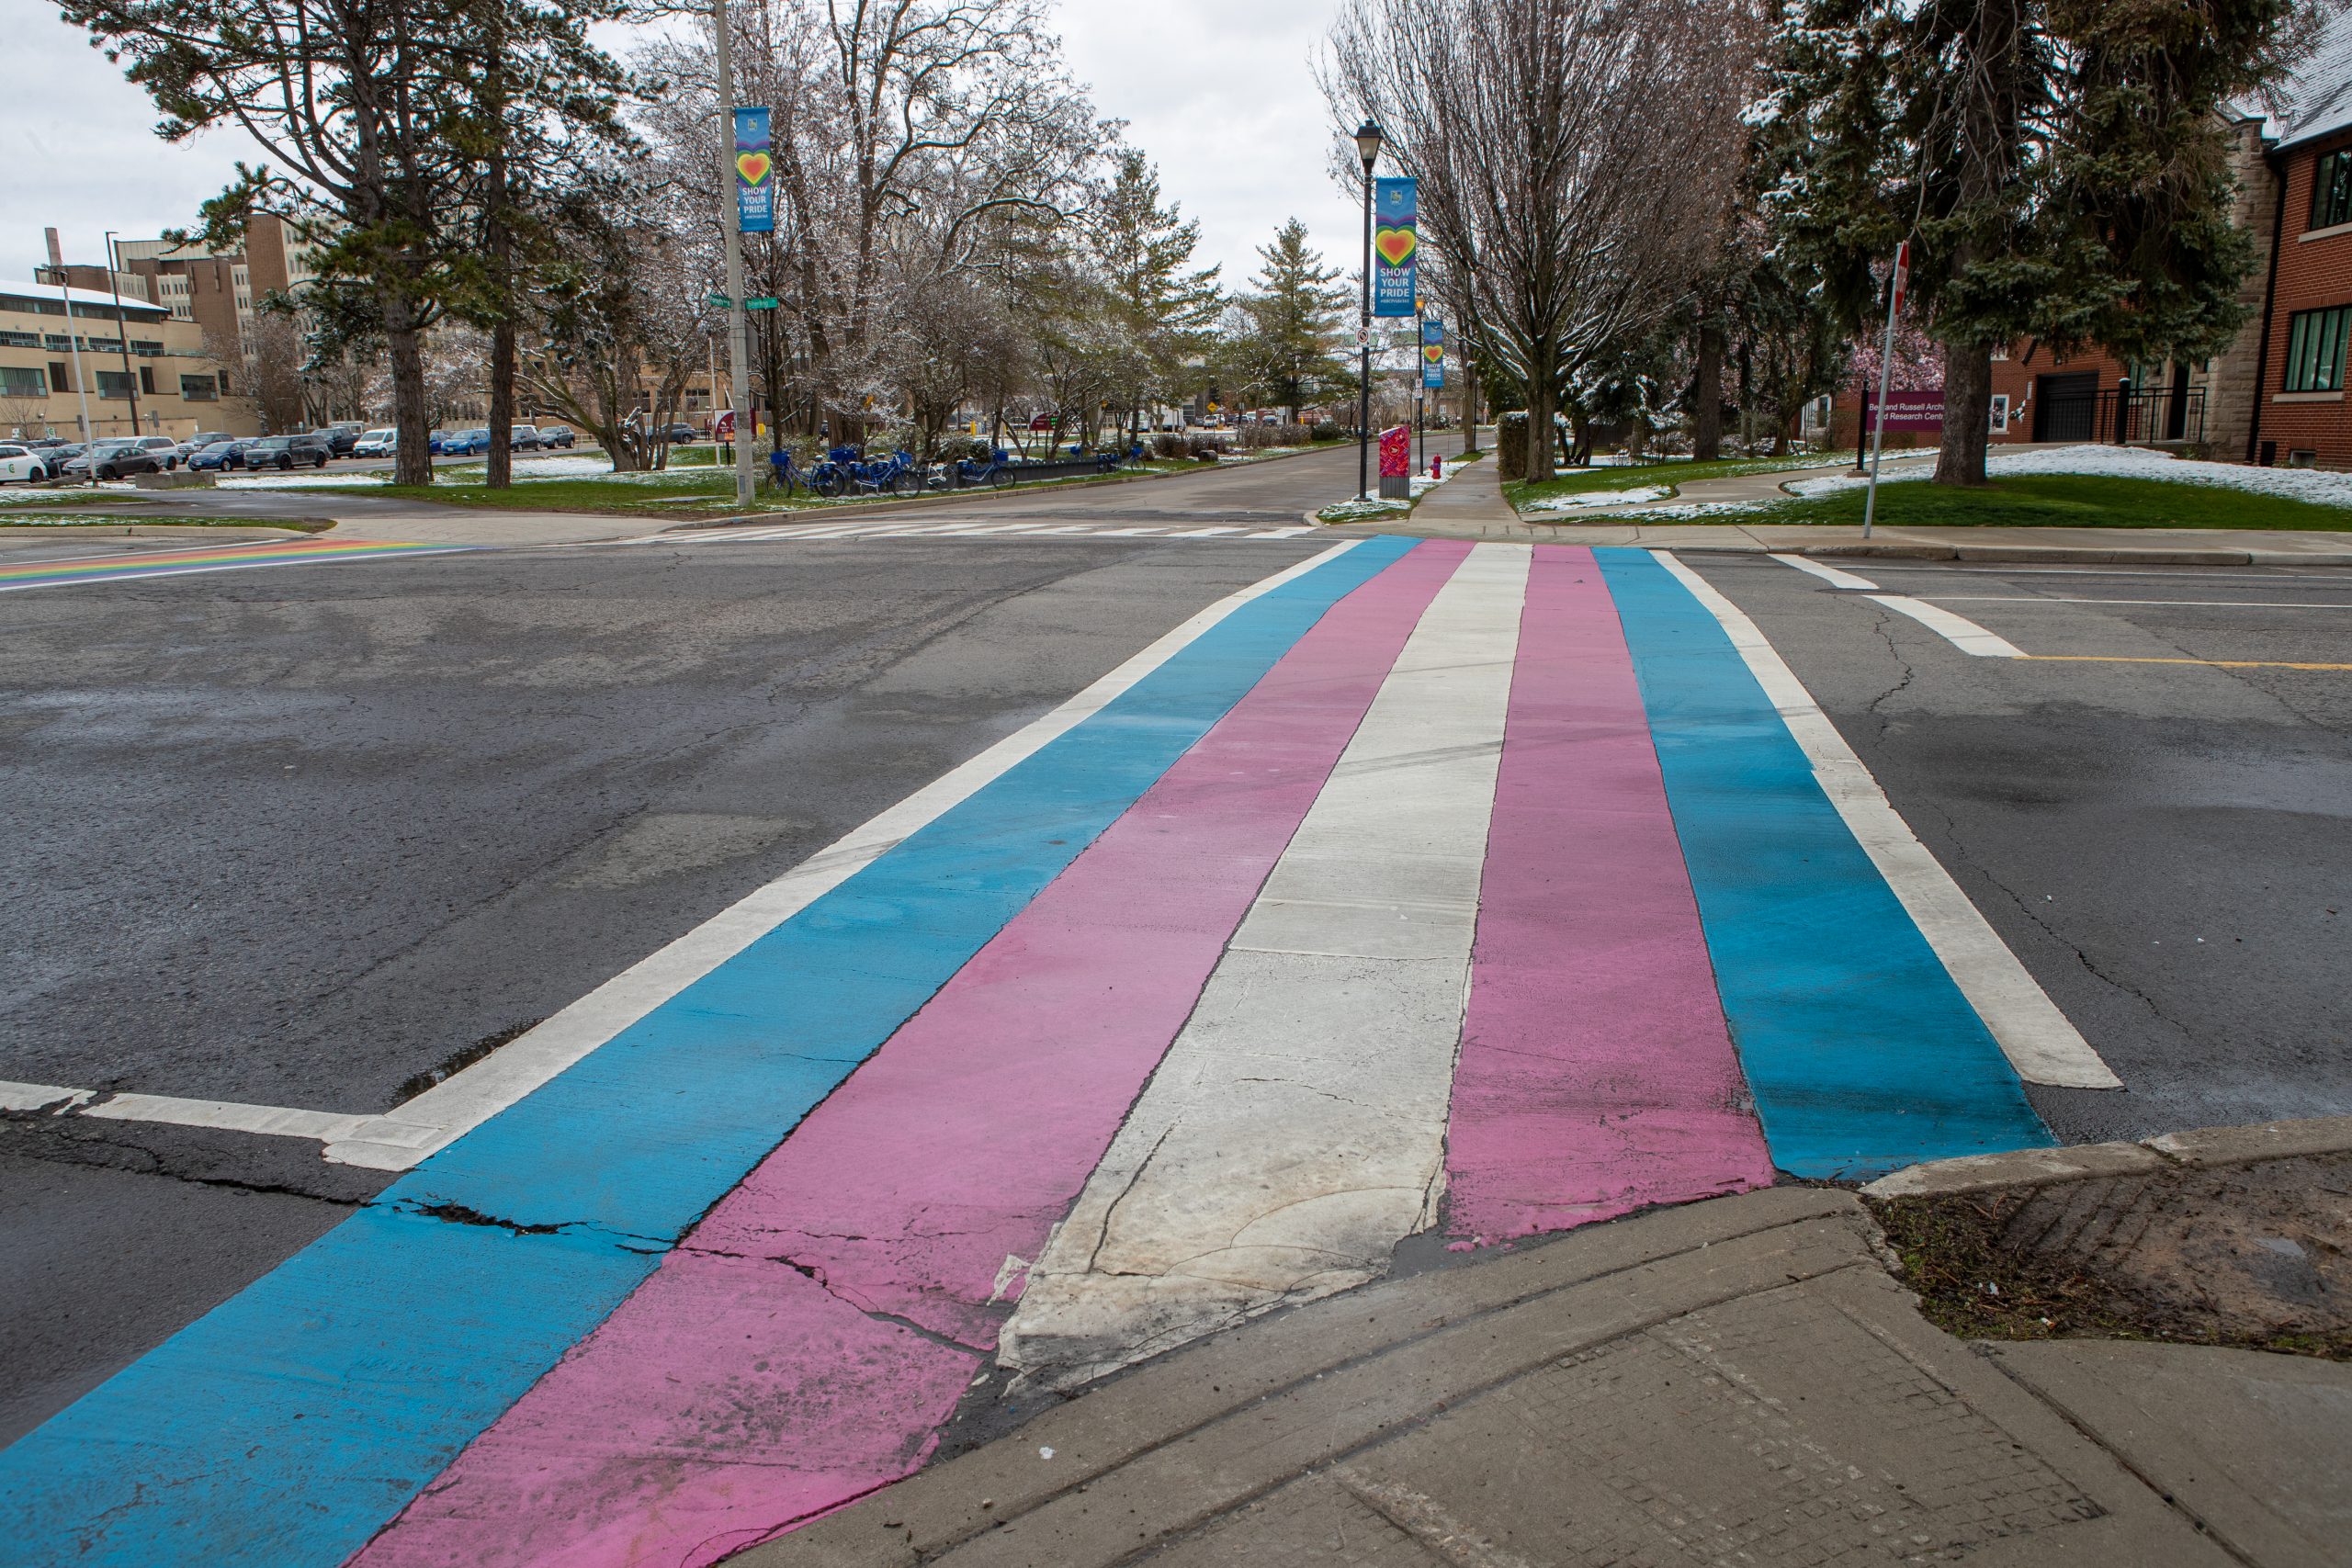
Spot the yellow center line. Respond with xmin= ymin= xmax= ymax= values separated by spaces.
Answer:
xmin=2022 ymin=655 xmax=2352 ymax=671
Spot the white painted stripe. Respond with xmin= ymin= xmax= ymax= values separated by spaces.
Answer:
xmin=83 ymin=1094 xmax=368 ymax=1143
xmin=321 ymin=541 xmax=1371 ymax=1168
xmin=1866 ymin=593 xmax=2028 ymax=657
xmin=1770 ymin=552 xmax=1878 ymax=591
xmin=0 ymin=1080 xmax=93 ymax=1112
xmin=1001 ymin=543 xmax=1529 ymax=1391
xmin=1923 ymin=596 xmax=2352 ymax=610
xmin=1088 ymin=527 xmax=1170 ymax=536
xmin=1017 ymin=525 xmax=1097 ymax=535
xmin=1170 ymin=526 xmax=1244 ymax=537
xmin=1252 ymin=526 xmax=1317 ymax=538
xmin=1654 ymin=552 xmax=2118 ymax=1089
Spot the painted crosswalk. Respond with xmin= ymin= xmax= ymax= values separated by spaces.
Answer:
xmin=0 ymin=536 xmax=476 ymax=592
xmin=0 ymin=540 xmax=2112 ymax=1567
xmin=650 ymin=516 xmax=1321 ymax=545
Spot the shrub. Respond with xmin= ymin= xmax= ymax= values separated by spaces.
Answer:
xmin=1498 ymin=412 xmax=1529 ymax=479
xmin=1151 ymin=433 xmax=1187 ymax=459
xmin=1310 ymin=422 xmax=1344 ymax=442
xmin=1189 ymin=438 xmax=1226 ymax=460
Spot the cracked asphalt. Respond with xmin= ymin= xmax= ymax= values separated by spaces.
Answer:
xmin=1684 ymin=553 xmax=2352 ymax=1143
xmin=0 ymin=527 xmax=1326 ymax=1446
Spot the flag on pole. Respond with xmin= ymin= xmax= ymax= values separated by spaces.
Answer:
xmin=734 ymin=107 xmax=775 ymax=234
xmin=1420 ymin=318 xmax=1444 ymax=389
xmin=1373 ymin=178 xmax=1418 ymax=318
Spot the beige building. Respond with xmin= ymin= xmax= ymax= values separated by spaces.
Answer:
xmin=0 ymin=278 xmax=257 ymax=442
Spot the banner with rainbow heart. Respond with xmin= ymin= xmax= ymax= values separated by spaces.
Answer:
xmin=734 ymin=106 xmax=775 ymax=234
xmin=1373 ymin=176 xmax=1417 ymax=316
xmin=1421 ymin=317 xmax=1445 ymax=389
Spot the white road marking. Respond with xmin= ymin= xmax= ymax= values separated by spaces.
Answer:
xmin=1657 ymin=553 xmax=2119 ymax=1089
xmin=1000 ymin=544 xmax=1528 ymax=1391
xmin=0 ymin=1080 xmax=93 ymax=1112
xmin=83 ymin=1094 xmax=369 ymax=1143
xmin=318 ymin=540 xmax=1372 ymax=1168
xmin=1770 ymin=553 xmax=1879 ymax=590
xmin=1170 ymin=525 xmax=1244 ymax=536
xmin=1921 ymin=596 xmax=2352 ymax=610
xmin=1866 ymin=593 xmax=2029 ymax=657
xmin=1252 ymin=526 xmax=1317 ymax=538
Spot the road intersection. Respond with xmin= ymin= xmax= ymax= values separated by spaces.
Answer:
xmin=2 ymin=446 xmax=2346 ymax=1564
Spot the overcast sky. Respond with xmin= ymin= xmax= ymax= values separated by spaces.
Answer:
xmin=5 ymin=0 xmax=1357 ymax=294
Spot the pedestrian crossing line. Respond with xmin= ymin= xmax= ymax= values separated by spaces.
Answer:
xmin=343 ymin=540 xmax=1476 ymax=1568
xmin=1169 ymin=525 xmax=1245 ymax=536
xmin=0 ymin=538 xmax=474 ymax=592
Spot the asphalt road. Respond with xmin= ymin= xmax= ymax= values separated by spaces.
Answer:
xmin=6 ymin=464 xmax=2346 ymax=1462
xmin=1686 ymin=552 xmax=2352 ymax=1142
xmin=0 ymin=506 xmax=1333 ymax=1445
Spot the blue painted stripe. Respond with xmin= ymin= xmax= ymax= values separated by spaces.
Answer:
xmin=0 ymin=536 xmax=1417 ymax=1568
xmin=1595 ymin=547 xmax=2052 ymax=1180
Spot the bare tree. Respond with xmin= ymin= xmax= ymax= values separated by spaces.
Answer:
xmin=209 ymin=316 xmax=309 ymax=434
xmin=1324 ymin=0 xmax=1746 ymax=481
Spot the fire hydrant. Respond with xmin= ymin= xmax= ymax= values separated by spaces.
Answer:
xmin=1430 ymin=455 xmax=1443 ymax=479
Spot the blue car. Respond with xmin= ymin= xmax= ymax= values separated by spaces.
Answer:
xmin=187 ymin=440 xmax=255 ymax=471
xmin=442 ymin=428 xmax=493 ymax=457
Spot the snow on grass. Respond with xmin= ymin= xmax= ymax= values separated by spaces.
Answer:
xmin=1521 ymin=484 xmax=1673 ymax=512
xmin=1784 ymin=444 xmax=2352 ymax=505
xmin=217 ymin=469 xmax=388 ymax=489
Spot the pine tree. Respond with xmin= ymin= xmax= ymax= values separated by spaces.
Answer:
xmin=1091 ymin=150 xmax=1224 ymax=439
xmin=1227 ymin=220 xmax=1351 ymax=423
xmin=1763 ymin=0 xmax=2312 ymax=484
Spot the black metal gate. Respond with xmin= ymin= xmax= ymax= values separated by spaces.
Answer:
xmin=2033 ymin=373 xmax=2098 ymax=442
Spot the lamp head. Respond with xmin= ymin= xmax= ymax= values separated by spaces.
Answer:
xmin=1354 ymin=120 xmax=1384 ymax=174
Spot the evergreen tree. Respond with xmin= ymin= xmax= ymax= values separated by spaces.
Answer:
xmin=1091 ymin=150 xmax=1223 ymax=438
xmin=1227 ymin=219 xmax=1351 ymax=423
xmin=1763 ymin=0 xmax=2312 ymax=484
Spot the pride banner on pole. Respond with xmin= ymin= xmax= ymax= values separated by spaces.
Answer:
xmin=1373 ymin=177 xmax=1417 ymax=318
xmin=1421 ymin=319 xmax=1444 ymax=389
xmin=734 ymin=107 xmax=775 ymax=234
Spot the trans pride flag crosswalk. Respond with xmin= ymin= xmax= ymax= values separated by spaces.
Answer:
xmin=0 ymin=539 xmax=2087 ymax=1568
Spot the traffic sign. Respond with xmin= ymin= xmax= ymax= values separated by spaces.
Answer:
xmin=745 ymin=297 xmax=779 ymax=310
xmin=707 ymin=292 xmax=731 ymax=308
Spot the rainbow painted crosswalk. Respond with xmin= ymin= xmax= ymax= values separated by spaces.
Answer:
xmin=0 ymin=536 xmax=473 ymax=592
xmin=0 ymin=539 xmax=2101 ymax=1567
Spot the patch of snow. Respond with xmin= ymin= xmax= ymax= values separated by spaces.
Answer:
xmin=1522 ymin=485 xmax=1673 ymax=512
xmin=1784 ymin=444 xmax=2352 ymax=507
xmin=217 ymin=470 xmax=386 ymax=490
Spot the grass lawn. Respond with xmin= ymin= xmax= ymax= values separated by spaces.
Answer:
xmin=1753 ymin=473 xmax=2352 ymax=531
xmin=1505 ymin=452 xmax=1861 ymax=508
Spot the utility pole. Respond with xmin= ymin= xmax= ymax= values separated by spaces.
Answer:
xmin=103 ymin=231 xmax=144 ymax=436
xmin=712 ymin=0 xmax=756 ymax=507
xmin=42 ymin=229 xmax=93 ymax=441
xmin=1861 ymin=240 xmax=1909 ymax=540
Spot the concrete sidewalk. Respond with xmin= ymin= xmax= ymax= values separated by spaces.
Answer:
xmin=738 ymin=1127 xmax=2352 ymax=1568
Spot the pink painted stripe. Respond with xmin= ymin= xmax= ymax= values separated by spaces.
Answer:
xmin=1443 ymin=545 xmax=1773 ymax=1240
xmin=348 ymin=540 xmax=1471 ymax=1568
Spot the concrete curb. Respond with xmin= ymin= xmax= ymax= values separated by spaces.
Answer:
xmin=1860 ymin=1114 xmax=2352 ymax=1198
xmin=671 ymin=442 xmax=1348 ymax=533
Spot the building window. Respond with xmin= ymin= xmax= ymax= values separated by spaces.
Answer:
xmin=96 ymin=369 xmax=132 ymax=400
xmin=2282 ymin=305 xmax=2349 ymax=391
xmin=216 ymin=367 xmax=232 ymax=395
xmin=48 ymin=361 xmax=69 ymax=392
xmin=2312 ymin=148 xmax=2352 ymax=231
xmin=180 ymin=374 xmax=218 ymax=401
xmin=139 ymin=366 xmax=156 ymax=395
xmin=0 ymin=366 xmax=45 ymax=397
xmin=0 ymin=330 xmax=39 ymax=349
xmin=130 ymin=339 xmax=164 ymax=357
xmin=44 ymin=334 xmax=73 ymax=353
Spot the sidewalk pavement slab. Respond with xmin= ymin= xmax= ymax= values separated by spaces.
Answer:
xmin=730 ymin=1186 xmax=2257 ymax=1568
xmin=1988 ymin=1341 xmax=2352 ymax=1568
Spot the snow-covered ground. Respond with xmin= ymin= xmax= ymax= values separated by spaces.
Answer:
xmin=1783 ymin=444 xmax=2352 ymax=505
xmin=1521 ymin=485 xmax=1673 ymax=513
xmin=214 ymin=470 xmax=384 ymax=490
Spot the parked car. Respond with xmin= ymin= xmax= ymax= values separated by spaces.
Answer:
xmin=350 ymin=427 xmax=399 ymax=457
xmin=320 ymin=421 xmax=368 ymax=456
xmin=655 ymin=423 xmax=697 ymax=446
xmin=187 ymin=440 xmax=255 ymax=471
xmin=532 ymin=424 xmax=574 ymax=448
xmin=66 ymin=441 xmax=167 ymax=480
xmin=128 ymin=435 xmax=183 ymax=469
xmin=426 ymin=428 xmax=455 ymax=454
xmin=441 ymin=428 xmax=493 ymax=457
xmin=239 ymin=433 xmax=334 ymax=470
xmin=509 ymin=424 xmax=544 ymax=451
xmin=0 ymin=443 xmax=45 ymax=484
xmin=28 ymin=443 xmax=83 ymax=479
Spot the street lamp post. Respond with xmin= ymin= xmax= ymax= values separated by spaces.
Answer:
xmin=711 ymin=0 xmax=756 ymax=507
xmin=1354 ymin=120 xmax=1383 ymax=502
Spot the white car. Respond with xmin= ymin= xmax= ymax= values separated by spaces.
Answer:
xmin=128 ymin=435 xmax=182 ymax=469
xmin=0 ymin=443 xmax=44 ymax=483
xmin=350 ymin=427 xmax=399 ymax=457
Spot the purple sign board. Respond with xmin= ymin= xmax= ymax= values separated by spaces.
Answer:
xmin=1863 ymin=389 xmax=1943 ymax=434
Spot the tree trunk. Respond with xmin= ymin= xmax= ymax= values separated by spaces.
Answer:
xmin=1693 ymin=319 xmax=1724 ymax=461
xmin=488 ymin=319 xmax=515 ymax=488
xmin=1935 ymin=339 xmax=1995 ymax=485
xmin=1523 ymin=363 xmax=1555 ymax=485
xmin=387 ymin=299 xmax=433 ymax=487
